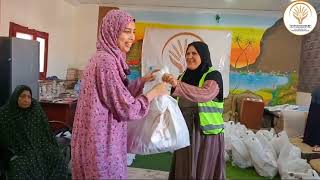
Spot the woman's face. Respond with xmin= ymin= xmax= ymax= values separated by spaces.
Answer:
xmin=117 ymin=21 xmax=136 ymax=53
xmin=185 ymin=45 xmax=202 ymax=70
xmin=18 ymin=90 xmax=32 ymax=109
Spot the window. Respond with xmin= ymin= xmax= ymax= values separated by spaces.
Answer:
xmin=9 ymin=22 xmax=49 ymax=80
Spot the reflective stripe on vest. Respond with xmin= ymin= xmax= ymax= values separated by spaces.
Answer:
xmin=198 ymin=106 xmax=224 ymax=113
xmin=201 ymin=123 xmax=224 ymax=131
xmin=178 ymin=67 xmax=224 ymax=135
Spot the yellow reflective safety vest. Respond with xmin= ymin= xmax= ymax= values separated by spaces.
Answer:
xmin=177 ymin=67 xmax=224 ymax=135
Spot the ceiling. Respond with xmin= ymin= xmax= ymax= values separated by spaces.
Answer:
xmin=65 ymin=0 xmax=320 ymax=12
xmin=66 ymin=0 xmax=283 ymax=11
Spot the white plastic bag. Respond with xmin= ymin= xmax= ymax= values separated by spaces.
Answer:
xmin=256 ymin=131 xmax=277 ymax=160
xmin=127 ymin=153 xmax=136 ymax=166
xmin=271 ymin=131 xmax=290 ymax=157
xmin=256 ymin=129 xmax=274 ymax=141
xmin=234 ymin=122 xmax=248 ymax=138
xmin=281 ymin=159 xmax=312 ymax=179
xmin=231 ymin=135 xmax=252 ymax=168
xmin=288 ymin=169 xmax=320 ymax=180
xmin=143 ymin=66 xmax=170 ymax=93
xmin=277 ymin=143 xmax=306 ymax=179
xmin=127 ymin=95 xmax=190 ymax=155
xmin=244 ymin=136 xmax=278 ymax=178
xmin=225 ymin=150 xmax=230 ymax=162
xmin=224 ymin=121 xmax=235 ymax=152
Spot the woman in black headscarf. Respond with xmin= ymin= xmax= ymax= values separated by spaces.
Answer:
xmin=0 ymin=85 xmax=67 ymax=179
xmin=163 ymin=41 xmax=225 ymax=180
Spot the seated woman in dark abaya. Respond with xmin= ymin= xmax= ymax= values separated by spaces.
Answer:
xmin=0 ymin=85 xmax=67 ymax=179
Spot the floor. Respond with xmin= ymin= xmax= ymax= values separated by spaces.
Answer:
xmin=128 ymin=167 xmax=169 ymax=179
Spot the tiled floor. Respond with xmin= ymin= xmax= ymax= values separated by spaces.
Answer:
xmin=128 ymin=167 xmax=169 ymax=179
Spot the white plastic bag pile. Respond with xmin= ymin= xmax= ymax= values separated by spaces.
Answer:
xmin=224 ymin=121 xmax=320 ymax=179
xmin=127 ymin=67 xmax=190 ymax=155
xmin=277 ymin=139 xmax=319 ymax=179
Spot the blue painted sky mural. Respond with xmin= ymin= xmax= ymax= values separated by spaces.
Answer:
xmin=230 ymin=72 xmax=288 ymax=91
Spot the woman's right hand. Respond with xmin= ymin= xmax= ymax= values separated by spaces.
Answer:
xmin=162 ymin=73 xmax=178 ymax=87
xmin=145 ymin=83 xmax=168 ymax=102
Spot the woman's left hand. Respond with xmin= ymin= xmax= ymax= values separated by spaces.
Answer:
xmin=141 ymin=69 xmax=160 ymax=83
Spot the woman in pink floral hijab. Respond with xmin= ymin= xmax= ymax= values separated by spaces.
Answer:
xmin=71 ymin=9 xmax=167 ymax=179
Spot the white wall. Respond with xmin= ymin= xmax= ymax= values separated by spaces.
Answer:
xmin=73 ymin=4 xmax=99 ymax=69
xmin=0 ymin=0 xmax=76 ymax=79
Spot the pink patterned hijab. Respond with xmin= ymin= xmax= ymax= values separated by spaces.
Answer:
xmin=97 ymin=9 xmax=135 ymax=85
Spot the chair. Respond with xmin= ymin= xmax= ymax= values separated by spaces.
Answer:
xmin=0 ymin=145 xmax=15 ymax=180
xmin=49 ymin=120 xmax=72 ymax=135
xmin=48 ymin=120 xmax=72 ymax=175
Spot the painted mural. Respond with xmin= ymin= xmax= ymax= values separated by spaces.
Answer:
xmin=122 ymin=9 xmax=296 ymax=105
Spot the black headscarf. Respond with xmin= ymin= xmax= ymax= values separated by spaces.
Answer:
xmin=181 ymin=41 xmax=224 ymax=102
xmin=181 ymin=41 xmax=213 ymax=86
xmin=7 ymin=85 xmax=32 ymax=113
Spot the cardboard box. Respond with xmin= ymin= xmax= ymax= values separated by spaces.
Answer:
xmin=66 ymin=68 xmax=78 ymax=80
xmin=280 ymin=110 xmax=308 ymax=138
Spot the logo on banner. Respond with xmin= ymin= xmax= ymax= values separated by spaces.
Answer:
xmin=161 ymin=32 xmax=203 ymax=73
xmin=283 ymin=1 xmax=317 ymax=35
